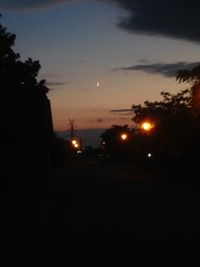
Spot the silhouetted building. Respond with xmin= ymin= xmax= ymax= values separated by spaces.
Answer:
xmin=2 ymin=91 xmax=54 ymax=176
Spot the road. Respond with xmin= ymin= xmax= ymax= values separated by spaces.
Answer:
xmin=41 ymin=159 xmax=200 ymax=238
xmin=2 ymin=158 xmax=200 ymax=265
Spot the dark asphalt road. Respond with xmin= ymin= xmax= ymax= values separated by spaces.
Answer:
xmin=2 ymin=159 xmax=200 ymax=265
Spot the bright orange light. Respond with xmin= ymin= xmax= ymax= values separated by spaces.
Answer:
xmin=72 ymin=139 xmax=80 ymax=148
xmin=141 ymin=121 xmax=154 ymax=132
xmin=121 ymin=133 xmax=128 ymax=140
xmin=72 ymin=140 xmax=77 ymax=145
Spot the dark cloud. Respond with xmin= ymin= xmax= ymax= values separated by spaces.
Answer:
xmin=46 ymin=81 xmax=68 ymax=87
xmin=0 ymin=0 xmax=72 ymax=10
xmin=109 ymin=0 xmax=200 ymax=43
xmin=2 ymin=0 xmax=200 ymax=43
xmin=90 ymin=117 xmax=131 ymax=124
xmin=113 ymin=61 xmax=200 ymax=77
xmin=110 ymin=109 xmax=132 ymax=113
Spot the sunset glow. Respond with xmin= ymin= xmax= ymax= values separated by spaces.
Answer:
xmin=1 ymin=0 xmax=199 ymax=146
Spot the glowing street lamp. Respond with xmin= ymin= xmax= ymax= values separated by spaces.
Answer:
xmin=72 ymin=140 xmax=77 ymax=145
xmin=71 ymin=139 xmax=80 ymax=149
xmin=74 ymin=143 xmax=79 ymax=148
xmin=141 ymin=121 xmax=154 ymax=132
xmin=121 ymin=133 xmax=128 ymax=141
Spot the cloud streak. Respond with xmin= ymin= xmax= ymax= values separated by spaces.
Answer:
xmin=46 ymin=81 xmax=68 ymax=87
xmin=109 ymin=0 xmax=200 ymax=43
xmin=113 ymin=62 xmax=200 ymax=78
xmin=90 ymin=117 xmax=131 ymax=124
xmin=110 ymin=109 xmax=132 ymax=113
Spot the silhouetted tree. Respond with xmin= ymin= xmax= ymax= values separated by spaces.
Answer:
xmin=100 ymin=125 xmax=134 ymax=161
xmin=0 ymin=17 xmax=54 ymax=176
xmin=131 ymin=65 xmax=200 ymax=168
xmin=177 ymin=64 xmax=200 ymax=116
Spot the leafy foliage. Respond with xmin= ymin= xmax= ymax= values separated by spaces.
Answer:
xmin=0 ymin=20 xmax=48 ymax=99
xmin=177 ymin=64 xmax=200 ymax=115
xmin=0 ymin=17 xmax=53 ymax=174
xmin=100 ymin=125 xmax=134 ymax=161
xmin=101 ymin=64 xmax=200 ymax=168
xmin=131 ymin=65 xmax=200 ymax=166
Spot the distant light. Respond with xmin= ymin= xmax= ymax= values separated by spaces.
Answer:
xmin=142 ymin=122 xmax=151 ymax=131
xmin=74 ymin=143 xmax=79 ymax=148
xmin=148 ymin=153 xmax=152 ymax=158
xmin=141 ymin=121 xmax=154 ymax=132
xmin=72 ymin=140 xmax=77 ymax=145
xmin=77 ymin=150 xmax=82 ymax=154
xmin=102 ymin=141 xmax=106 ymax=145
xmin=121 ymin=133 xmax=128 ymax=140
xmin=96 ymin=81 xmax=100 ymax=87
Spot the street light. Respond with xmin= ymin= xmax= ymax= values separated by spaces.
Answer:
xmin=121 ymin=133 xmax=128 ymax=141
xmin=72 ymin=140 xmax=77 ymax=145
xmin=141 ymin=121 xmax=154 ymax=132
xmin=74 ymin=143 xmax=79 ymax=148
xmin=71 ymin=139 xmax=80 ymax=149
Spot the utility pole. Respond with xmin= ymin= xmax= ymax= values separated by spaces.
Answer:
xmin=68 ymin=119 xmax=75 ymax=139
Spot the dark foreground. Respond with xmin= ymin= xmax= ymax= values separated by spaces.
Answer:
xmin=1 ymin=159 xmax=200 ymax=265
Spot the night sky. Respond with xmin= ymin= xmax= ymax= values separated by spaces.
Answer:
xmin=1 ymin=0 xmax=200 ymax=145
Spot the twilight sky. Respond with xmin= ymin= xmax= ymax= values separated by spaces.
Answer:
xmin=1 ymin=0 xmax=200 ymax=140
